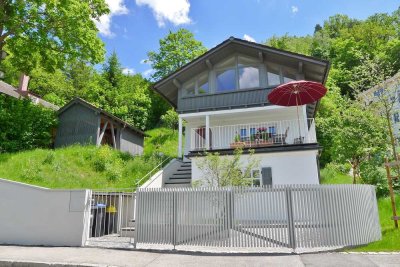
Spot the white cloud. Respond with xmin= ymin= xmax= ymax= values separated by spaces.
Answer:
xmin=95 ymin=0 xmax=129 ymax=37
xmin=135 ymin=0 xmax=191 ymax=27
xmin=122 ymin=68 xmax=135 ymax=75
xmin=243 ymin=34 xmax=256 ymax=42
xmin=142 ymin=68 xmax=155 ymax=78
xmin=291 ymin=5 xmax=298 ymax=14
xmin=140 ymin=59 xmax=151 ymax=64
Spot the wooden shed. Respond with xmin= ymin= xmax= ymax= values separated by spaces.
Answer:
xmin=55 ymin=98 xmax=146 ymax=155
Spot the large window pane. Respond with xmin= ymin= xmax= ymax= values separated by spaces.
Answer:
xmin=216 ymin=69 xmax=236 ymax=92
xmin=197 ymin=74 xmax=209 ymax=94
xmin=239 ymin=66 xmax=259 ymax=89
xmin=183 ymin=81 xmax=195 ymax=96
xmin=267 ymin=64 xmax=281 ymax=86
xmin=282 ymin=68 xmax=296 ymax=83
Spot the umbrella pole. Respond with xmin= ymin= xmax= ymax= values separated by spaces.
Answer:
xmin=296 ymin=97 xmax=302 ymax=143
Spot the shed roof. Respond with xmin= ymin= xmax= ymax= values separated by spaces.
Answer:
xmin=153 ymin=37 xmax=330 ymax=108
xmin=58 ymin=97 xmax=147 ymax=137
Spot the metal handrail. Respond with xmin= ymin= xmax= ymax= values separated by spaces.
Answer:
xmin=135 ymin=157 xmax=171 ymax=188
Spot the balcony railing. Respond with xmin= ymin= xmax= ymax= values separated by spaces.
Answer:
xmin=190 ymin=118 xmax=316 ymax=151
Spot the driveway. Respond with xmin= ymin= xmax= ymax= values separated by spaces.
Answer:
xmin=0 ymin=246 xmax=399 ymax=267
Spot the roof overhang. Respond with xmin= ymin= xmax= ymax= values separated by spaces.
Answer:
xmin=153 ymin=37 xmax=330 ymax=109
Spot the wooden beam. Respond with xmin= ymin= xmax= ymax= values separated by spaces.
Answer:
xmin=258 ymin=51 xmax=264 ymax=63
xmin=173 ymin=79 xmax=181 ymax=89
xmin=97 ymin=121 xmax=109 ymax=146
xmin=384 ymin=157 xmax=398 ymax=228
xmin=206 ymin=59 xmax=212 ymax=69
xmin=110 ymin=122 xmax=116 ymax=149
xmin=298 ymin=62 xmax=303 ymax=74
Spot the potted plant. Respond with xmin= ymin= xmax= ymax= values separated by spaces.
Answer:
xmin=230 ymin=132 xmax=246 ymax=148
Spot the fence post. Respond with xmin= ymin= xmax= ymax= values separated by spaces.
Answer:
xmin=285 ymin=186 xmax=296 ymax=249
xmin=172 ymin=191 xmax=177 ymax=249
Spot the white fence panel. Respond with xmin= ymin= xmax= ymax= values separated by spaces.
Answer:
xmin=135 ymin=185 xmax=381 ymax=250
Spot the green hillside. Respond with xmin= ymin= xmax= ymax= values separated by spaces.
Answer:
xmin=0 ymin=127 xmax=178 ymax=189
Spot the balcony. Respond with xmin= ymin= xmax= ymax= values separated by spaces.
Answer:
xmin=190 ymin=118 xmax=316 ymax=151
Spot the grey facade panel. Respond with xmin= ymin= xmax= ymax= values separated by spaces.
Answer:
xmin=120 ymin=129 xmax=144 ymax=155
xmin=55 ymin=104 xmax=98 ymax=147
xmin=177 ymin=87 xmax=274 ymax=113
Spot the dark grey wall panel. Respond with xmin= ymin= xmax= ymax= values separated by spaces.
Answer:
xmin=55 ymin=104 xmax=98 ymax=147
xmin=178 ymin=87 xmax=274 ymax=113
xmin=120 ymin=129 xmax=144 ymax=155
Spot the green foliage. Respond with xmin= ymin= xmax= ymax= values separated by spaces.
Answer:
xmin=147 ymin=28 xmax=207 ymax=81
xmin=332 ymin=101 xmax=387 ymax=183
xmin=160 ymin=109 xmax=179 ymax=130
xmin=320 ymin=163 xmax=353 ymax=184
xmin=0 ymin=0 xmax=109 ymax=74
xmin=0 ymin=127 xmax=178 ymax=189
xmin=195 ymin=149 xmax=260 ymax=187
xmin=144 ymin=127 xmax=179 ymax=158
xmin=0 ymin=94 xmax=57 ymax=153
xmin=265 ymin=9 xmax=400 ymax=97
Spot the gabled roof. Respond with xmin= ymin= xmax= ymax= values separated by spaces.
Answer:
xmin=58 ymin=97 xmax=147 ymax=137
xmin=0 ymin=81 xmax=59 ymax=110
xmin=153 ymin=37 xmax=330 ymax=108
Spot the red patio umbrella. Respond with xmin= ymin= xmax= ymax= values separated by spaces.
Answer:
xmin=267 ymin=80 xmax=327 ymax=142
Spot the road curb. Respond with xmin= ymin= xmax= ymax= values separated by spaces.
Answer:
xmin=0 ymin=260 xmax=106 ymax=267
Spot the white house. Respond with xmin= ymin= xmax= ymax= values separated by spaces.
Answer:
xmin=149 ymin=37 xmax=330 ymax=188
xmin=359 ymin=72 xmax=400 ymax=138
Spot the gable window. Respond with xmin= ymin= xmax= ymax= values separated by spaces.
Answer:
xmin=282 ymin=68 xmax=296 ymax=83
xmin=215 ymin=55 xmax=261 ymax=92
xmin=266 ymin=63 xmax=281 ymax=86
xmin=183 ymin=72 xmax=210 ymax=96
xmin=238 ymin=56 xmax=260 ymax=89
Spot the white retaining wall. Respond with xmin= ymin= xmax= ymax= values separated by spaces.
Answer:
xmin=0 ymin=178 xmax=91 ymax=246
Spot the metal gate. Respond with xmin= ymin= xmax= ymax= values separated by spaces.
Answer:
xmin=134 ymin=185 xmax=381 ymax=251
xmin=86 ymin=189 xmax=136 ymax=248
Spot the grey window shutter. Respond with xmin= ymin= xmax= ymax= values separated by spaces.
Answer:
xmin=261 ymin=167 xmax=272 ymax=186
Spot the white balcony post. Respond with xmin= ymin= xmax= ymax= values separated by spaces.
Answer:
xmin=205 ymin=115 xmax=210 ymax=150
xmin=178 ymin=117 xmax=183 ymax=158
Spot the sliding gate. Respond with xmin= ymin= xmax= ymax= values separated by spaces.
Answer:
xmin=135 ymin=185 xmax=381 ymax=250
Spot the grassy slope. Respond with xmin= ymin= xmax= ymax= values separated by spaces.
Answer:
xmin=0 ymin=127 xmax=178 ymax=189
xmin=320 ymin=168 xmax=400 ymax=251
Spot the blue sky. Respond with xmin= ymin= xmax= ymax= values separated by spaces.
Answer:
xmin=95 ymin=0 xmax=400 ymax=78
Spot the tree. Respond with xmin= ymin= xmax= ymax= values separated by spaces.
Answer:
xmin=147 ymin=29 xmax=207 ymax=81
xmin=103 ymin=51 xmax=123 ymax=88
xmin=194 ymin=149 xmax=260 ymax=187
xmin=0 ymin=0 xmax=109 ymax=73
xmin=332 ymin=101 xmax=387 ymax=184
xmin=160 ymin=109 xmax=179 ymax=130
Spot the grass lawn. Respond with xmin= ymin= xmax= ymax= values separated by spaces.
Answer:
xmin=0 ymin=127 xmax=178 ymax=189
xmin=320 ymin=167 xmax=400 ymax=251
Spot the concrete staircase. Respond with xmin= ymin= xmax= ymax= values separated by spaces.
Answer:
xmin=164 ymin=160 xmax=192 ymax=188
xmin=120 ymin=219 xmax=135 ymax=238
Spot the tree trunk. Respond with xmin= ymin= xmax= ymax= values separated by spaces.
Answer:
xmin=352 ymin=161 xmax=357 ymax=184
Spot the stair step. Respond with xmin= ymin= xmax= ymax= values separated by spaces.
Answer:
xmin=173 ymin=172 xmax=192 ymax=176
xmin=177 ymin=167 xmax=191 ymax=171
xmin=169 ymin=176 xmax=191 ymax=180
xmin=165 ymin=183 xmax=191 ymax=188
xmin=121 ymin=227 xmax=135 ymax=232
xmin=165 ymin=180 xmax=191 ymax=184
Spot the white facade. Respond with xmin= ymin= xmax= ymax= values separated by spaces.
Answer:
xmin=191 ymin=150 xmax=320 ymax=186
xmin=360 ymin=72 xmax=400 ymax=138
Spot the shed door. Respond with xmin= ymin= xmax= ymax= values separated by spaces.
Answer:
xmin=261 ymin=167 xmax=273 ymax=186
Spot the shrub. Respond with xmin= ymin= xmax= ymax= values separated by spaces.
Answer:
xmin=90 ymin=146 xmax=124 ymax=181
xmin=360 ymin=161 xmax=389 ymax=198
xmin=0 ymin=94 xmax=57 ymax=153
xmin=160 ymin=109 xmax=178 ymax=130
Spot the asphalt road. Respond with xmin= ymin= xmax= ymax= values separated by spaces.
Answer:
xmin=0 ymin=246 xmax=399 ymax=267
